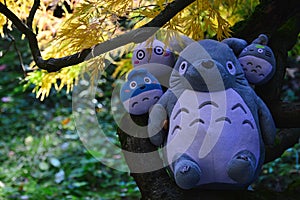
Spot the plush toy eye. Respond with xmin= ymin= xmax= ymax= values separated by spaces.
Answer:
xmin=136 ymin=50 xmax=145 ymax=60
xmin=226 ymin=61 xmax=236 ymax=75
xmin=257 ymin=48 xmax=264 ymax=54
xmin=242 ymin=47 xmax=248 ymax=53
xmin=154 ymin=46 xmax=164 ymax=55
xmin=129 ymin=81 xmax=137 ymax=89
xmin=179 ymin=61 xmax=188 ymax=75
xmin=144 ymin=77 xmax=152 ymax=84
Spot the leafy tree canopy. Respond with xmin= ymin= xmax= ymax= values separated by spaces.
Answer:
xmin=0 ymin=0 xmax=258 ymax=100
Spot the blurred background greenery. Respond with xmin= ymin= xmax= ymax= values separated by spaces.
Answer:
xmin=0 ymin=31 xmax=140 ymax=200
xmin=0 ymin=30 xmax=299 ymax=199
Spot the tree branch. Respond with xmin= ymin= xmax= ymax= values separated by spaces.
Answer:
xmin=0 ymin=0 xmax=196 ymax=72
xmin=0 ymin=2 xmax=41 ymax=64
xmin=27 ymin=0 xmax=40 ymax=30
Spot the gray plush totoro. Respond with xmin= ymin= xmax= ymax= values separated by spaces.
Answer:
xmin=148 ymin=39 xmax=276 ymax=190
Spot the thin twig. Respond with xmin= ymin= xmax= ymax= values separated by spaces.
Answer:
xmin=27 ymin=0 xmax=40 ymax=31
xmin=12 ymin=36 xmax=26 ymax=72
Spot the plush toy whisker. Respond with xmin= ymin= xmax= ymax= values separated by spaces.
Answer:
xmin=198 ymin=101 xmax=219 ymax=109
xmin=189 ymin=118 xmax=205 ymax=126
xmin=215 ymin=116 xmax=232 ymax=124
xmin=231 ymin=103 xmax=247 ymax=114
xmin=242 ymin=120 xmax=255 ymax=129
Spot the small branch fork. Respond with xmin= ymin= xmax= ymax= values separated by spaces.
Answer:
xmin=27 ymin=0 xmax=40 ymax=30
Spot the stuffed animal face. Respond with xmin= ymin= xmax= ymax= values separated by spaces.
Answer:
xmin=132 ymin=39 xmax=175 ymax=68
xmin=238 ymin=34 xmax=276 ymax=85
xmin=170 ymin=40 xmax=248 ymax=92
xmin=132 ymin=39 xmax=175 ymax=86
xmin=120 ymin=68 xmax=163 ymax=115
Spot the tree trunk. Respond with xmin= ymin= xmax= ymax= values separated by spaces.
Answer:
xmin=117 ymin=114 xmax=183 ymax=199
xmin=116 ymin=0 xmax=300 ymax=199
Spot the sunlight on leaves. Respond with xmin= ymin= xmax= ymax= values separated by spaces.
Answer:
xmin=0 ymin=0 xmax=259 ymax=100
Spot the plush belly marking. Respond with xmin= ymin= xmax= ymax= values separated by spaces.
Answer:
xmin=166 ymin=88 xmax=260 ymax=185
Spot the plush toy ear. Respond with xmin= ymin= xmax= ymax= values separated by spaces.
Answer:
xmin=222 ymin=38 xmax=248 ymax=56
xmin=127 ymin=68 xmax=147 ymax=80
xmin=169 ymin=34 xmax=194 ymax=53
xmin=252 ymin=34 xmax=268 ymax=45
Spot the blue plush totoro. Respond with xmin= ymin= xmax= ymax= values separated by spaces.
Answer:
xmin=120 ymin=68 xmax=163 ymax=115
xmin=148 ymin=39 xmax=276 ymax=190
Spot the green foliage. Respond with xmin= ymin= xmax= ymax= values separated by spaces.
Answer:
xmin=0 ymin=72 xmax=140 ymax=199
xmin=254 ymin=144 xmax=300 ymax=192
xmin=0 ymin=36 xmax=140 ymax=199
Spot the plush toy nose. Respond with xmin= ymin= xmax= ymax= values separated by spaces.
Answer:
xmin=139 ymin=85 xmax=146 ymax=90
xmin=201 ymin=60 xmax=214 ymax=69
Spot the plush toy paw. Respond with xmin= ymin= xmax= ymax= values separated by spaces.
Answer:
xmin=227 ymin=150 xmax=256 ymax=184
xmin=149 ymin=130 xmax=165 ymax=146
xmin=173 ymin=154 xmax=202 ymax=189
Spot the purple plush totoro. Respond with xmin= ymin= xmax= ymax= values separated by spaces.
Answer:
xmin=238 ymin=34 xmax=276 ymax=85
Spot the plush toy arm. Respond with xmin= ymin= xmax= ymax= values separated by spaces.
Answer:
xmin=148 ymin=90 xmax=174 ymax=146
xmin=148 ymin=103 xmax=168 ymax=146
xmin=257 ymin=97 xmax=276 ymax=145
xmin=222 ymin=38 xmax=248 ymax=56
